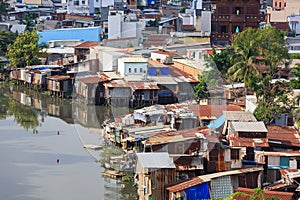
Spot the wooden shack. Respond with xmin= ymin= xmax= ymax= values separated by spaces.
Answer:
xmin=135 ymin=152 xmax=176 ymax=200
xmin=47 ymin=75 xmax=73 ymax=98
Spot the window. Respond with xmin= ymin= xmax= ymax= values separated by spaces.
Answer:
xmin=129 ymin=68 xmax=131 ymax=73
xmin=235 ymin=7 xmax=241 ymax=15
xmin=140 ymin=68 xmax=143 ymax=73
xmin=134 ymin=68 xmax=137 ymax=73
xmin=82 ymin=0 xmax=85 ymax=4
xmin=220 ymin=25 xmax=227 ymax=33
xmin=231 ymin=149 xmax=239 ymax=160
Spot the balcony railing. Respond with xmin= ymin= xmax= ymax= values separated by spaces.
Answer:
xmin=211 ymin=32 xmax=232 ymax=41
xmin=212 ymin=14 xmax=265 ymax=22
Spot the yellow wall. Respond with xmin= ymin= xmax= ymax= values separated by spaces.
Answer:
xmin=23 ymin=0 xmax=42 ymax=5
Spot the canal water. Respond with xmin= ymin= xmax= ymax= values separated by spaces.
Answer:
xmin=0 ymin=83 xmax=133 ymax=200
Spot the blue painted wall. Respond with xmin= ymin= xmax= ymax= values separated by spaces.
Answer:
xmin=148 ymin=67 xmax=170 ymax=76
xmin=160 ymin=68 xmax=169 ymax=75
xmin=37 ymin=27 xmax=103 ymax=45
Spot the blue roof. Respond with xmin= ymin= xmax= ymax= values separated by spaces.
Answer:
xmin=37 ymin=27 xmax=103 ymax=45
xmin=207 ymin=114 xmax=225 ymax=129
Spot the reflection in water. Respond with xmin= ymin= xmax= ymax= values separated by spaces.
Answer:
xmin=0 ymin=83 xmax=137 ymax=199
xmin=0 ymin=83 xmax=115 ymax=130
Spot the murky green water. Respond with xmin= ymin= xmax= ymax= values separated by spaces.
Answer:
xmin=0 ymin=83 xmax=132 ymax=200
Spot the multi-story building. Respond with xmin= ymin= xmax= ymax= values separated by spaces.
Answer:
xmin=210 ymin=0 xmax=265 ymax=45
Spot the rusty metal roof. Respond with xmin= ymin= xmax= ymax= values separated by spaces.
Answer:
xmin=75 ymin=41 xmax=101 ymax=48
xmin=189 ymin=105 xmax=242 ymax=119
xmin=230 ymin=137 xmax=269 ymax=148
xmin=235 ymin=187 xmax=294 ymax=200
xmin=168 ymin=65 xmax=199 ymax=83
xmin=76 ymin=75 xmax=103 ymax=84
xmin=148 ymin=60 xmax=167 ymax=68
xmin=47 ymin=75 xmax=71 ymax=81
xmin=166 ymin=168 xmax=263 ymax=193
xmin=267 ymin=126 xmax=300 ymax=147
xmin=104 ymin=81 xmax=159 ymax=90
xmin=255 ymin=150 xmax=300 ymax=157
xmin=142 ymin=127 xmax=219 ymax=145
xmin=151 ymin=50 xmax=180 ymax=57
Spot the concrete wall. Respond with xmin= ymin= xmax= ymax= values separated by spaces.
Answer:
xmin=108 ymin=14 xmax=122 ymax=39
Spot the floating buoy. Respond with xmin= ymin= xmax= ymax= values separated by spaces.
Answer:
xmin=57 ymin=131 xmax=60 ymax=135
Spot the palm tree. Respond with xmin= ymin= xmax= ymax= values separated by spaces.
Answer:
xmin=227 ymin=38 xmax=260 ymax=97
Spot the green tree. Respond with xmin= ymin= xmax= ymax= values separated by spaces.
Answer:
xmin=227 ymin=28 xmax=260 ymax=96
xmin=194 ymin=74 xmax=209 ymax=101
xmin=7 ymin=30 xmax=44 ymax=68
xmin=258 ymin=26 xmax=290 ymax=75
xmin=0 ymin=30 xmax=17 ymax=56
xmin=250 ymin=75 xmax=293 ymax=125
xmin=210 ymin=47 xmax=233 ymax=76
xmin=0 ymin=1 xmax=7 ymax=21
xmin=290 ymin=63 xmax=300 ymax=89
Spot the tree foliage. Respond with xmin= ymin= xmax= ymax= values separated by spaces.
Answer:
xmin=290 ymin=63 xmax=300 ymax=89
xmin=0 ymin=30 xmax=17 ymax=56
xmin=210 ymin=47 xmax=233 ymax=76
xmin=194 ymin=74 xmax=209 ymax=100
xmin=227 ymin=27 xmax=291 ymax=124
xmin=7 ymin=30 xmax=44 ymax=68
xmin=0 ymin=1 xmax=7 ymax=21
xmin=250 ymin=75 xmax=293 ymax=125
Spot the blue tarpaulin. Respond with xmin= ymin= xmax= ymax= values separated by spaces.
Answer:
xmin=185 ymin=182 xmax=210 ymax=200
xmin=207 ymin=114 xmax=225 ymax=129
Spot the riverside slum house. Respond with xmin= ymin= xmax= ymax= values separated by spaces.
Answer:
xmin=9 ymin=65 xmax=65 ymax=90
xmin=9 ymin=65 xmax=74 ymax=97
xmin=103 ymin=103 xmax=269 ymax=199
xmin=249 ymin=126 xmax=300 ymax=197
xmin=101 ymin=57 xmax=199 ymax=107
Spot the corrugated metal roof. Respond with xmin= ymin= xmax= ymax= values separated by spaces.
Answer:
xmin=149 ymin=76 xmax=177 ymax=84
xmin=75 ymin=41 xmax=101 ymax=48
xmin=148 ymin=60 xmax=167 ymax=68
xmin=173 ymin=58 xmax=206 ymax=71
xmin=151 ymin=50 xmax=180 ymax=57
xmin=166 ymin=168 xmax=263 ymax=193
xmin=255 ymin=150 xmax=300 ymax=157
xmin=47 ymin=75 xmax=71 ymax=81
xmin=136 ymin=152 xmax=175 ymax=170
xmin=230 ymin=137 xmax=269 ymax=148
xmin=76 ymin=75 xmax=101 ymax=84
xmin=267 ymin=126 xmax=300 ymax=147
xmin=168 ymin=65 xmax=198 ymax=83
xmin=189 ymin=105 xmax=242 ymax=119
xmin=230 ymin=122 xmax=267 ymax=132
xmin=223 ymin=111 xmax=257 ymax=122
xmin=104 ymin=80 xmax=159 ymax=90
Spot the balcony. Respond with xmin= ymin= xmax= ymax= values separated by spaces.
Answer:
xmin=212 ymin=14 xmax=230 ymax=22
xmin=245 ymin=14 xmax=265 ymax=22
xmin=212 ymin=14 xmax=265 ymax=23
xmin=211 ymin=32 xmax=232 ymax=41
